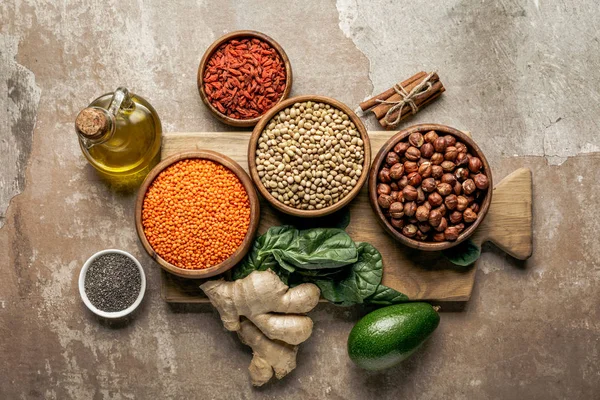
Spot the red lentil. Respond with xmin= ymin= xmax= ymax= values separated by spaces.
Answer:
xmin=203 ymin=37 xmax=286 ymax=119
xmin=142 ymin=159 xmax=251 ymax=269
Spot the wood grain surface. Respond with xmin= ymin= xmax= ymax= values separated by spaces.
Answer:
xmin=158 ymin=131 xmax=533 ymax=303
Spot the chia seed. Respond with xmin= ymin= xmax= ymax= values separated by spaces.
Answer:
xmin=84 ymin=253 xmax=142 ymax=312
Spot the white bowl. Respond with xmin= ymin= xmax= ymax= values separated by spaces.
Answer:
xmin=79 ymin=249 xmax=146 ymax=319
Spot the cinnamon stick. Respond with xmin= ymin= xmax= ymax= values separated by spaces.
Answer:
xmin=372 ymin=73 xmax=440 ymax=119
xmin=359 ymin=71 xmax=426 ymax=111
xmin=379 ymin=82 xmax=446 ymax=129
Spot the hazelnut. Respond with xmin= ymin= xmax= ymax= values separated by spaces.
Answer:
xmin=456 ymin=196 xmax=469 ymax=211
xmin=466 ymin=195 xmax=476 ymax=204
xmin=435 ymin=217 xmax=448 ymax=232
xmin=455 ymin=167 xmax=470 ymax=181
xmin=390 ymin=191 xmax=400 ymax=202
xmin=445 ymin=194 xmax=458 ymax=210
xmin=390 ymin=218 xmax=404 ymax=230
xmin=441 ymin=161 xmax=456 ymax=172
xmin=418 ymin=222 xmax=432 ymax=233
xmin=394 ymin=142 xmax=410 ymax=155
xmin=444 ymin=135 xmax=457 ymax=147
xmin=402 ymin=224 xmax=418 ymax=238
xmin=441 ymin=173 xmax=457 ymax=186
xmin=418 ymin=162 xmax=433 ymax=178
xmin=436 ymin=204 xmax=447 ymax=216
xmin=390 ymin=182 xmax=399 ymax=191
xmin=463 ymin=208 xmax=478 ymax=223
xmin=415 ymin=230 xmax=428 ymax=241
xmin=389 ymin=163 xmax=405 ymax=179
xmin=470 ymin=203 xmax=480 ymax=214
xmin=453 ymin=181 xmax=462 ymax=196
xmin=437 ymin=182 xmax=453 ymax=196
xmin=455 ymin=142 xmax=468 ymax=154
xmin=404 ymin=161 xmax=418 ymax=174
xmin=407 ymin=171 xmax=422 ymax=187
xmin=377 ymin=183 xmax=392 ymax=195
xmin=405 ymin=146 xmax=421 ymax=161
xmin=416 ymin=205 xmax=430 ymax=222
xmin=404 ymin=201 xmax=417 ymax=217
xmin=445 ymin=146 xmax=458 ymax=161
xmin=424 ymin=130 xmax=439 ymax=143
xmin=468 ymin=156 xmax=483 ymax=173
xmin=389 ymin=202 xmax=405 ymax=218
xmin=422 ymin=177 xmax=437 ymax=193
xmin=402 ymin=185 xmax=418 ymax=201
xmin=430 ymin=153 xmax=444 ymax=165
xmin=386 ymin=151 xmax=401 ymax=166
xmin=416 ymin=187 xmax=426 ymax=204
xmin=434 ymin=137 xmax=447 ymax=153
xmin=423 ymin=200 xmax=432 ymax=211
xmin=421 ymin=142 xmax=434 ymax=158
xmin=444 ymin=227 xmax=460 ymax=241
xmin=428 ymin=192 xmax=443 ymax=207
xmin=377 ymin=194 xmax=393 ymax=209
xmin=409 ymin=132 xmax=425 ymax=148
xmin=449 ymin=210 xmax=463 ymax=224
xmin=433 ymin=232 xmax=446 ymax=242
xmin=456 ymin=152 xmax=469 ymax=166
xmin=431 ymin=165 xmax=444 ymax=179
xmin=428 ymin=209 xmax=442 ymax=227
xmin=398 ymin=175 xmax=409 ymax=189
xmin=455 ymin=223 xmax=465 ymax=233
xmin=473 ymin=173 xmax=489 ymax=190
xmin=462 ymin=179 xmax=476 ymax=195
xmin=378 ymin=168 xmax=391 ymax=183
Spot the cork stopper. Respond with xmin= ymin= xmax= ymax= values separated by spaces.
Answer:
xmin=75 ymin=107 xmax=109 ymax=139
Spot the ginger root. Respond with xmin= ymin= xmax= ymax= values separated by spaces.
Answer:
xmin=200 ymin=270 xmax=320 ymax=386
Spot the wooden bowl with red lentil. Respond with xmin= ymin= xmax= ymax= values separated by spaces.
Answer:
xmin=197 ymin=30 xmax=293 ymax=128
xmin=135 ymin=151 xmax=260 ymax=279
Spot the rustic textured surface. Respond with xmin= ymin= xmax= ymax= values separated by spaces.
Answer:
xmin=1 ymin=1 xmax=599 ymax=399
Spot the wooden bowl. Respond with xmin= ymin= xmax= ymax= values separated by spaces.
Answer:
xmin=368 ymin=124 xmax=493 ymax=251
xmin=197 ymin=30 xmax=293 ymax=128
xmin=248 ymin=95 xmax=371 ymax=218
xmin=135 ymin=150 xmax=260 ymax=278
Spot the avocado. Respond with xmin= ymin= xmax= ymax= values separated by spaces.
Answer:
xmin=347 ymin=302 xmax=440 ymax=370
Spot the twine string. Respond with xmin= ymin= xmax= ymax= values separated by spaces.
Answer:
xmin=376 ymin=71 xmax=437 ymax=126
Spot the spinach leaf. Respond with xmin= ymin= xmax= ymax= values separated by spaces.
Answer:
xmin=363 ymin=284 xmax=409 ymax=305
xmin=311 ymin=242 xmax=383 ymax=305
xmin=275 ymin=228 xmax=358 ymax=270
xmin=442 ymin=239 xmax=481 ymax=267
xmin=232 ymin=226 xmax=297 ymax=280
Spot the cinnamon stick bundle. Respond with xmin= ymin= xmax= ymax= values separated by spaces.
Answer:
xmin=360 ymin=71 xmax=445 ymax=129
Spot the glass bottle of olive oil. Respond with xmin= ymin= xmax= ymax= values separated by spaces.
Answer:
xmin=75 ymin=87 xmax=161 ymax=189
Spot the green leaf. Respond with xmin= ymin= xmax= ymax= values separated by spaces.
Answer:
xmin=442 ymin=239 xmax=482 ymax=267
xmin=312 ymin=242 xmax=383 ymax=305
xmin=275 ymin=228 xmax=358 ymax=270
xmin=363 ymin=284 xmax=409 ymax=305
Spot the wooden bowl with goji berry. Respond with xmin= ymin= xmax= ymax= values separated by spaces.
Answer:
xmin=198 ymin=30 xmax=293 ymax=128
xmin=368 ymin=124 xmax=493 ymax=251
xmin=134 ymin=151 xmax=260 ymax=278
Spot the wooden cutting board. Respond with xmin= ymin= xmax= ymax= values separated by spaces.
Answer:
xmin=159 ymin=131 xmax=533 ymax=303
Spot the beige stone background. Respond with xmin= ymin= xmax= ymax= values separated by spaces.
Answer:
xmin=1 ymin=1 xmax=599 ymax=399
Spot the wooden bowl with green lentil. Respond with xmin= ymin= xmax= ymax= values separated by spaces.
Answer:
xmin=135 ymin=150 xmax=260 ymax=279
xmin=248 ymin=95 xmax=371 ymax=218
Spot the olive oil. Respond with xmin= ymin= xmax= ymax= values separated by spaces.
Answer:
xmin=75 ymin=87 xmax=161 ymax=189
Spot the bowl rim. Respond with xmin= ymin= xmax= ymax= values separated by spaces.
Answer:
xmin=78 ymin=249 xmax=147 ymax=319
xmin=134 ymin=150 xmax=261 ymax=278
xmin=368 ymin=123 xmax=493 ymax=251
xmin=197 ymin=30 xmax=293 ymax=128
xmin=248 ymin=94 xmax=371 ymax=218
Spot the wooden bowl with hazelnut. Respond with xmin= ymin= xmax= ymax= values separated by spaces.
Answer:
xmin=368 ymin=124 xmax=493 ymax=251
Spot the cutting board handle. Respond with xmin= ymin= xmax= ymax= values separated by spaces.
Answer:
xmin=470 ymin=168 xmax=533 ymax=260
